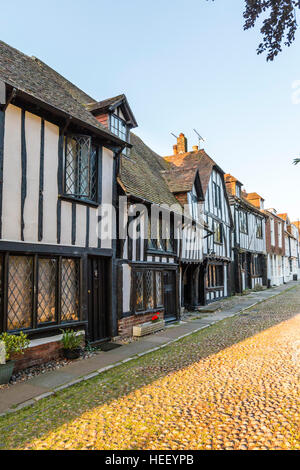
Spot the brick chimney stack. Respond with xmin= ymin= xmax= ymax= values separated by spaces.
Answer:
xmin=177 ymin=133 xmax=187 ymax=154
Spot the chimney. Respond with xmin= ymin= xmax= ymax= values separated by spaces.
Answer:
xmin=173 ymin=144 xmax=178 ymax=155
xmin=192 ymin=145 xmax=199 ymax=152
xmin=224 ymin=174 xmax=236 ymax=196
xmin=177 ymin=133 xmax=187 ymax=153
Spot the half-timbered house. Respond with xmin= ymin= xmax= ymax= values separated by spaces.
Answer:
xmin=163 ymin=134 xmax=233 ymax=306
xmin=0 ymin=41 xmax=136 ymax=364
xmin=116 ymin=133 xmax=183 ymax=335
xmin=225 ymin=175 xmax=267 ymax=293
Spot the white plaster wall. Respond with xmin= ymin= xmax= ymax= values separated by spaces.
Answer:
xmin=60 ymin=201 xmax=72 ymax=245
xmin=43 ymin=121 xmax=59 ymax=244
xmin=100 ymin=147 xmax=113 ymax=249
xmin=24 ymin=112 xmax=41 ymax=243
xmin=75 ymin=204 xmax=86 ymax=247
xmin=122 ymin=263 xmax=131 ymax=313
xmin=2 ymin=105 xmax=22 ymax=241
xmin=89 ymin=207 xmax=98 ymax=248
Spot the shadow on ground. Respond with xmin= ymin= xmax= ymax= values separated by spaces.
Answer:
xmin=0 ymin=285 xmax=299 ymax=449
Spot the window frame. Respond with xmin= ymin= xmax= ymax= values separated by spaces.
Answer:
xmin=239 ymin=210 xmax=248 ymax=234
xmin=213 ymin=220 xmax=223 ymax=244
xmin=0 ymin=253 xmax=82 ymax=334
xmin=213 ymin=182 xmax=222 ymax=209
xmin=132 ymin=268 xmax=164 ymax=314
xmin=256 ymin=217 xmax=263 ymax=239
xmin=63 ymin=134 xmax=100 ymax=205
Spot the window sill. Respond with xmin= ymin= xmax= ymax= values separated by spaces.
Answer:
xmin=134 ymin=308 xmax=164 ymax=316
xmin=59 ymin=195 xmax=99 ymax=208
xmin=147 ymin=248 xmax=176 ymax=256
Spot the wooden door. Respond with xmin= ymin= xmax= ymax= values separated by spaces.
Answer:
xmin=163 ymin=271 xmax=176 ymax=321
xmin=88 ymin=257 xmax=109 ymax=343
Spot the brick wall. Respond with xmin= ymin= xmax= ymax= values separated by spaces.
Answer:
xmin=118 ymin=311 xmax=165 ymax=337
xmin=265 ymin=214 xmax=285 ymax=256
xmin=11 ymin=340 xmax=63 ymax=372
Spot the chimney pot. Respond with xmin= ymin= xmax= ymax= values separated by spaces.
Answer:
xmin=173 ymin=144 xmax=178 ymax=155
xmin=192 ymin=145 xmax=199 ymax=152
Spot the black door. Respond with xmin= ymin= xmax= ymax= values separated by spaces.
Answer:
xmin=88 ymin=257 xmax=109 ymax=343
xmin=163 ymin=271 xmax=177 ymax=322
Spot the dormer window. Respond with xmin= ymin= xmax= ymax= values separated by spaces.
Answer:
xmin=64 ymin=135 xmax=98 ymax=203
xmin=110 ymin=115 xmax=127 ymax=141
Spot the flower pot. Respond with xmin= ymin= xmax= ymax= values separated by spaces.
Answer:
xmin=0 ymin=360 xmax=15 ymax=385
xmin=63 ymin=348 xmax=82 ymax=360
xmin=133 ymin=320 xmax=165 ymax=337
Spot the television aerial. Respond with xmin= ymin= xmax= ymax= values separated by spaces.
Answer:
xmin=193 ymin=129 xmax=205 ymax=149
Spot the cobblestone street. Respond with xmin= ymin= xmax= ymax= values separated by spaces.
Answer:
xmin=0 ymin=285 xmax=299 ymax=450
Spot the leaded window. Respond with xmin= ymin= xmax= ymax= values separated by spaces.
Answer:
xmin=64 ymin=135 xmax=97 ymax=202
xmin=3 ymin=255 xmax=80 ymax=332
xmin=37 ymin=258 xmax=57 ymax=324
xmin=155 ymin=272 xmax=163 ymax=307
xmin=7 ymin=256 xmax=33 ymax=331
xmin=145 ymin=271 xmax=154 ymax=310
xmin=134 ymin=269 xmax=164 ymax=313
xmin=135 ymin=271 xmax=144 ymax=311
xmin=61 ymin=259 xmax=80 ymax=322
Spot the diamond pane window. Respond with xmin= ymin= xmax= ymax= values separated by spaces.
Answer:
xmin=156 ymin=272 xmax=163 ymax=307
xmin=65 ymin=135 xmax=97 ymax=202
xmin=135 ymin=271 xmax=144 ymax=311
xmin=7 ymin=256 xmax=33 ymax=331
xmin=61 ymin=259 xmax=80 ymax=322
xmin=37 ymin=258 xmax=56 ymax=324
xmin=145 ymin=271 xmax=154 ymax=310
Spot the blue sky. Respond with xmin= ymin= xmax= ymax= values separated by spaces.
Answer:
xmin=1 ymin=0 xmax=300 ymax=220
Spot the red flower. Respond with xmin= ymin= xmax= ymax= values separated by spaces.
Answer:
xmin=151 ymin=314 xmax=159 ymax=322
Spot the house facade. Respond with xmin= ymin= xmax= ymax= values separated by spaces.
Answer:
xmin=116 ymin=133 xmax=183 ymax=336
xmin=264 ymin=209 xmax=285 ymax=286
xmin=163 ymin=134 xmax=233 ymax=306
xmin=277 ymin=214 xmax=299 ymax=282
xmin=0 ymin=41 xmax=136 ymax=363
xmin=225 ymin=176 xmax=267 ymax=293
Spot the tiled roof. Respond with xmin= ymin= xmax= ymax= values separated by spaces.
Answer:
xmin=86 ymin=94 xmax=125 ymax=112
xmin=0 ymin=41 xmax=121 ymax=140
xmin=277 ymin=213 xmax=288 ymax=221
xmin=162 ymin=149 xmax=219 ymax=195
xmin=119 ymin=133 xmax=180 ymax=207
xmin=227 ymin=192 xmax=267 ymax=217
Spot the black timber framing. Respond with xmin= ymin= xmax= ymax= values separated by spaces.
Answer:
xmin=71 ymin=202 xmax=76 ymax=245
xmin=0 ymin=108 xmax=4 ymax=239
xmin=38 ymin=119 xmax=45 ymax=241
xmin=20 ymin=109 xmax=27 ymax=241
xmin=57 ymin=130 xmax=64 ymax=244
xmin=85 ymin=206 xmax=90 ymax=248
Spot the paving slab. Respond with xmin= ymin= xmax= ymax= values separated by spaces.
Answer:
xmin=0 ymin=383 xmax=47 ymax=410
xmin=28 ymin=371 xmax=77 ymax=389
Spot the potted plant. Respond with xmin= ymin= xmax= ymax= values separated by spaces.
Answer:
xmin=0 ymin=332 xmax=30 ymax=384
xmin=61 ymin=329 xmax=83 ymax=359
xmin=133 ymin=313 xmax=165 ymax=337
